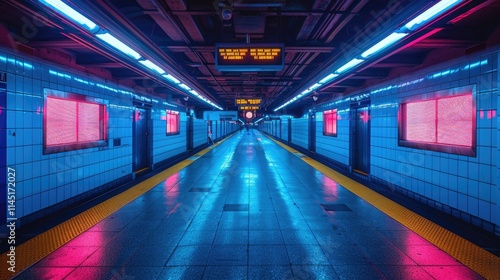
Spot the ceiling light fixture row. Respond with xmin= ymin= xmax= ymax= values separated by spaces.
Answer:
xmin=39 ymin=0 xmax=223 ymax=110
xmin=273 ymin=0 xmax=461 ymax=112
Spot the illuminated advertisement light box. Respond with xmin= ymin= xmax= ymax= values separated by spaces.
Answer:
xmin=239 ymin=106 xmax=260 ymax=110
xmin=216 ymin=43 xmax=284 ymax=71
xmin=235 ymin=98 xmax=261 ymax=105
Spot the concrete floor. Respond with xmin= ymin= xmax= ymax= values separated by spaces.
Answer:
xmin=15 ymin=130 xmax=482 ymax=279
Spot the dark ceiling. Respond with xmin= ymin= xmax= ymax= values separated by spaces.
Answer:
xmin=1 ymin=0 xmax=499 ymax=115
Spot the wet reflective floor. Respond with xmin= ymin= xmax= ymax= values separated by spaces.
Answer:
xmin=15 ymin=130 xmax=484 ymax=279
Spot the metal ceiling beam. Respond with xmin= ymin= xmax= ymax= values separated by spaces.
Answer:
xmin=195 ymin=76 xmax=301 ymax=81
xmin=164 ymin=45 xmax=335 ymax=53
xmin=371 ymin=54 xmax=426 ymax=68
xmin=412 ymin=39 xmax=482 ymax=48
xmin=29 ymin=40 xmax=86 ymax=49
xmin=350 ymin=68 xmax=391 ymax=79
xmin=78 ymin=62 xmax=125 ymax=68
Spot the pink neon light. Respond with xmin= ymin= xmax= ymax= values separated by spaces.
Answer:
xmin=46 ymin=97 xmax=106 ymax=147
xmin=404 ymin=94 xmax=473 ymax=147
xmin=360 ymin=110 xmax=370 ymax=123
xmin=324 ymin=110 xmax=337 ymax=134
xmin=78 ymin=102 xmax=101 ymax=142
xmin=46 ymin=97 xmax=77 ymax=146
xmin=437 ymin=95 xmax=472 ymax=146
xmin=405 ymin=100 xmax=436 ymax=143
xmin=166 ymin=111 xmax=179 ymax=134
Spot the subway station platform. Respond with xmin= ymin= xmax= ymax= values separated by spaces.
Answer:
xmin=7 ymin=130 xmax=499 ymax=279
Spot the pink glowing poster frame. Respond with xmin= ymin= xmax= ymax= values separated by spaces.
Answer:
xmin=166 ymin=110 xmax=180 ymax=135
xmin=398 ymin=85 xmax=476 ymax=157
xmin=323 ymin=109 xmax=338 ymax=136
xmin=43 ymin=89 xmax=108 ymax=154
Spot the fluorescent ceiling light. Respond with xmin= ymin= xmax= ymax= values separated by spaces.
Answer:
xmin=163 ymin=74 xmax=180 ymax=84
xmin=41 ymin=1 xmax=223 ymax=111
xmin=404 ymin=0 xmax=461 ymax=31
xmin=96 ymin=33 xmax=141 ymax=60
xmin=189 ymin=90 xmax=200 ymax=97
xmin=319 ymin=73 xmax=338 ymax=84
xmin=307 ymin=83 xmax=321 ymax=91
xmin=40 ymin=0 xmax=97 ymax=31
xmin=138 ymin=60 xmax=165 ymax=74
xmin=361 ymin=32 xmax=408 ymax=58
xmin=179 ymin=83 xmax=191 ymax=91
xmin=336 ymin=58 xmax=364 ymax=74
xmin=274 ymin=1 xmax=461 ymax=112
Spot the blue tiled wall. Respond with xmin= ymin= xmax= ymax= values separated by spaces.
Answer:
xmin=280 ymin=117 xmax=289 ymax=141
xmin=193 ymin=118 xmax=207 ymax=148
xmin=153 ymin=111 xmax=187 ymax=164
xmin=0 ymin=48 xmax=188 ymax=224
xmin=212 ymin=121 xmax=218 ymax=140
xmin=291 ymin=115 xmax=308 ymax=149
xmin=315 ymin=105 xmax=350 ymax=166
xmin=315 ymin=49 xmax=499 ymax=231
xmin=496 ymin=51 xmax=500 ymax=233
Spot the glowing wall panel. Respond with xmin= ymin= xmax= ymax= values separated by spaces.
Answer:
xmin=44 ymin=92 xmax=107 ymax=154
xmin=166 ymin=110 xmax=180 ymax=135
xmin=323 ymin=109 xmax=337 ymax=136
xmin=437 ymin=95 xmax=472 ymax=146
xmin=405 ymin=100 xmax=436 ymax=143
xmin=399 ymin=86 xmax=475 ymax=156
xmin=46 ymin=97 xmax=77 ymax=146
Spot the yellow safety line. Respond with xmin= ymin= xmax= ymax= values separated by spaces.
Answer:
xmin=265 ymin=135 xmax=500 ymax=280
xmin=0 ymin=136 xmax=232 ymax=279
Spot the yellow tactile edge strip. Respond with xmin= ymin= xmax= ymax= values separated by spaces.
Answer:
xmin=265 ymin=135 xmax=500 ymax=280
xmin=0 ymin=136 xmax=233 ymax=279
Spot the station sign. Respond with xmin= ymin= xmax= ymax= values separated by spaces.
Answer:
xmin=235 ymin=98 xmax=261 ymax=106
xmin=216 ymin=43 xmax=284 ymax=71
xmin=239 ymin=106 xmax=260 ymax=111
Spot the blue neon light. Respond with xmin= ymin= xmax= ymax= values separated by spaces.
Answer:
xmin=273 ymin=0 xmax=464 ymax=112
xmin=39 ymin=0 xmax=223 ymax=110
xmin=139 ymin=60 xmax=165 ymax=75
xmin=336 ymin=58 xmax=364 ymax=74
xmin=179 ymin=83 xmax=191 ymax=91
xmin=40 ymin=0 xmax=97 ymax=31
xmin=96 ymin=33 xmax=141 ymax=60
xmin=404 ymin=0 xmax=461 ymax=31
xmin=361 ymin=32 xmax=408 ymax=58
xmin=319 ymin=73 xmax=338 ymax=84
xmin=163 ymin=74 xmax=180 ymax=84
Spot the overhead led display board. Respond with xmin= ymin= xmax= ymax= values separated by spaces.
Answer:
xmin=235 ymin=98 xmax=261 ymax=106
xmin=216 ymin=44 xmax=284 ymax=71
xmin=239 ymin=106 xmax=260 ymax=111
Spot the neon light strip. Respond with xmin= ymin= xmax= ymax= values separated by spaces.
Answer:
xmin=273 ymin=0 xmax=462 ymax=112
xmin=96 ymin=33 xmax=141 ymax=59
xmin=38 ymin=0 xmax=222 ymax=110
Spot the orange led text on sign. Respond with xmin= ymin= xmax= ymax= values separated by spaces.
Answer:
xmin=219 ymin=48 xmax=281 ymax=61
xmin=235 ymin=99 xmax=261 ymax=105
xmin=218 ymin=48 xmax=248 ymax=60
xmin=239 ymin=106 xmax=260 ymax=110
xmin=250 ymin=48 xmax=281 ymax=60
